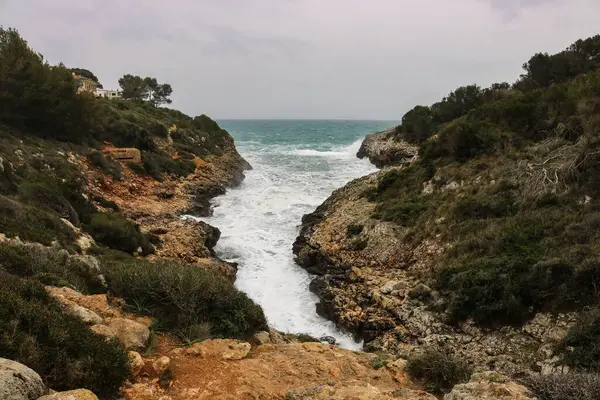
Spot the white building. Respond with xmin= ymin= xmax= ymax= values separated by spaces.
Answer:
xmin=95 ymin=89 xmax=122 ymax=99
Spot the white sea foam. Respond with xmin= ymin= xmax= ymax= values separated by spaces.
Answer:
xmin=190 ymin=135 xmax=377 ymax=350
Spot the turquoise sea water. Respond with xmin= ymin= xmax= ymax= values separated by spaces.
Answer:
xmin=199 ymin=120 xmax=398 ymax=348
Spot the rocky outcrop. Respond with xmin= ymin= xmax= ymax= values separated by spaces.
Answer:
xmin=293 ymin=167 xmax=578 ymax=376
xmin=444 ymin=372 xmax=534 ymax=400
xmin=86 ymin=127 xmax=250 ymax=280
xmin=356 ymin=129 xmax=418 ymax=168
xmin=38 ymin=389 xmax=99 ymax=400
xmin=123 ymin=341 xmax=432 ymax=400
xmin=0 ymin=358 xmax=46 ymax=400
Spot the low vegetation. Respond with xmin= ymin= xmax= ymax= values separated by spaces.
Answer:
xmin=523 ymin=372 xmax=600 ymax=400
xmin=406 ymin=349 xmax=472 ymax=395
xmin=362 ymin=33 xmax=600 ymax=369
xmin=100 ymin=254 xmax=267 ymax=339
xmin=85 ymin=212 xmax=153 ymax=255
xmin=0 ymin=270 xmax=129 ymax=398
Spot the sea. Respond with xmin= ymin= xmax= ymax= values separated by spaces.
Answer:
xmin=196 ymin=120 xmax=398 ymax=349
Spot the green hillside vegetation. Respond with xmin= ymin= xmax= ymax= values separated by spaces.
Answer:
xmin=366 ymin=34 xmax=600 ymax=372
xmin=0 ymin=26 xmax=265 ymax=397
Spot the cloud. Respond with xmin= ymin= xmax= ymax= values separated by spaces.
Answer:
xmin=1 ymin=0 xmax=599 ymax=119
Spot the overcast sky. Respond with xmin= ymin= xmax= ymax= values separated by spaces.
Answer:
xmin=1 ymin=0 xmax=599 ymax=120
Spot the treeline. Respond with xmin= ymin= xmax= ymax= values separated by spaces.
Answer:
xmin=396 ymin=34 xmax=600 ymax=146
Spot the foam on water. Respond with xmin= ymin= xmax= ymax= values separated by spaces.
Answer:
xmin=189 ymin=121 xmax=394 ymax=349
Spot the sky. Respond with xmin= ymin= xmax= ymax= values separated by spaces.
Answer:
xmin=0 ymin=0 xmax=599 ymax=120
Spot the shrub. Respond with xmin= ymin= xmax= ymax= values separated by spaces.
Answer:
xmin=349 ymin=237 xmax=368 ymax=251
xmin=558 ymin=309 xmax=600 ymax=371
xmin=406 ymin=349 xmax=472 ymax=395
xmin=373 ymin=200 xmax=427 ymax=225
xmin=127 ymin=162 xmax=146 ymax=175
xmin=101 ymin=257 xmax=267 ymax=339
xmin=18 ymin=181 xmax=79 ymax=225
xmin=0 ymin=195 xmax=76 ymax=245
xmin=142 ymin=151 xmax=196 ymax=181
xmin=0 ymin=241 xmax=106 ymax=293
xmin=522 ymin=372 xmax=600 ymax=400
xmin=85 ymin=212 xmax=152 ymax=255
xmin=192 ymin=114 xmax=221 ymax=132
xmin=92 ymin=195 xmax=120 ymax=211
xmin=0 ymin=270 xmax=129 ymax=398
xmin=347 ymin=223 xmax=364 ymax=237
xmin=88 ymin=151 xmax=122 ymax=180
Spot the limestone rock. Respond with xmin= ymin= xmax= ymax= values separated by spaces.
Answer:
xmin=380 ymin=280 xmax=403 ymax=295
xmin=254 ymin=331 xmax=271 ymax=345
xmin=285 ymin=384 xmax=436 ymax=400
xmin=90 ymin=324 xmax=115 ymax=338
xmin=106 ymin=318 xmax=150 ymax=350
xmin=182 ymin=339 xmax=251 ymax=360
xmin=152 ymin=356 xmax=171 ymax=376
xmin=37 ymin=389 xmax=98 ymax=400
xmin=356 ymin=129 xmax=418 ymax=168
xmin=128 ymin=351 xmax=144 ymax=378
xmin=0 ymin=358 xmax=46 ymax=400
xmin=444 ymin=371 xmax=535 ymax=400
xmin=52 ymin=296 xmax=103 ymax=325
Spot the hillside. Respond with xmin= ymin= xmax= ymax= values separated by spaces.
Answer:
xmin=294 ymin=34 xmax=600 ymax=397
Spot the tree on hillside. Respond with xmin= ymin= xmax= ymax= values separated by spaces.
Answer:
xmin=144 ymin=77 xmax=173 ymax=106
xmin=118 ymin=74 xmax=172 ymax=106
xmin=118 ymin=74 xmax=148 ymax=102
xmin=401 ymin=105 xmax=434 ymax=143
xmin=0 ymin=27 xmax=94 ymax=141
xmin=71 ymin=68 xmax=101 ymax=84
xmin=431 ymin=85 xmax=483 ymax=124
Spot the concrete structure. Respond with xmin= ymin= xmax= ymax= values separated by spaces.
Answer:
xmin=103 ymin=148 xmax=142 ymax=164
xmin=95 ymin=89 xmax=122 ymax=99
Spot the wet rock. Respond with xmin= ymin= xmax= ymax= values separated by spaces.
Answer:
xmin=0 ymin=358 xmax=46 ymax=400
xmin=319 ymin=336 xmax=337 ymax=345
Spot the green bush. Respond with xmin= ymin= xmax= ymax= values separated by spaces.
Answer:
xmin=558 ymin=309 xmax=600 ymax=371
xmin=142 ymin=151 xmax=196 ymax=181
xmin=0 ymin=195 xmax=76 ymax=245
xmin=438 ymin=208 xmax=600 ymax=326
xmin=127 ymin=162 xmax=146 ymax=175
xmin=85 ymin=212 xmax=153 ymax=255
xmin=0 ymin=270 xmax=129 ymax=398
xmin=92 ymin=195 xmax=120 ymax=211
xmin=88 ymin=151 xmax=122 ymax=180
xmin=18 ymin=181 xmax=79 ymax=224
xmin=101 ymin=257 xmax=267 ymax=339
xmin=523 ymin=372 xmax=600 ymax=400
xmin=373 ymin=200 xmax=427 ymax=225
xmin=406 ymin=349 xmax=472 ymax=395
xmin=0 ymin=242 xmax=105 ymax=293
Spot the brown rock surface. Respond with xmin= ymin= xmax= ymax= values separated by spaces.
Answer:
xmin=123 ymin=341 xmax=431 ymax=400
xmin=356 ymin=129 xmax=418 ymax=168
xmin=37 ymin=389 xmax=99 ymax=400
xmin=293 ymin=163 xmax=577 ymax=375
xmin=444 ymin=372 xmax=535 ymax=400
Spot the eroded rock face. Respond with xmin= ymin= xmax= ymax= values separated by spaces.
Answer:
xmin=293 ymin=165 xmax=578 ymax=376
xmin=128 ymin=351 xmax=144 ymax=378
xmin=356 ymin=129 xmax=418 ymax=168
xmin=0 ymin=358 xmax=46 ymax=400
xmin=444 ymin=372 xmax=535 ymax=400
xmin=285 ymin=384 xmax=436 ymax=400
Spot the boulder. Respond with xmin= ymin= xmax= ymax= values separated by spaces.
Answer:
xmin=106 ymin=318 xmax=150 ymax=350
xmin=54 ymin=297 xmax=103 ymax=325
xmin=152 ymin=356 xmax=171 ymax=376
xmin=0 ymin=358 xmax=46 ymax=400
xmin=253 ymin=331 xmax=271 ymax=345
xmin=182 ymin=339 xmax=251 ymax=360
xmin=444 ymin=371 xmax=535 ymax=400
xmin=128 ymin=351 xmax=144 ymax=378
xmin=37 ymin=389 xmax=98 ymax=400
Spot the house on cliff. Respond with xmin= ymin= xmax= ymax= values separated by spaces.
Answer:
xmin=73 ymin=73 xmax=122 ymax=99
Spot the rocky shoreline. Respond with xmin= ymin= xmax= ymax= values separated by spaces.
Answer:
xmin=86 ymin=133 xmax=251 ymax=281
xmin=293 ymin=131 xmax=576 ymax=378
